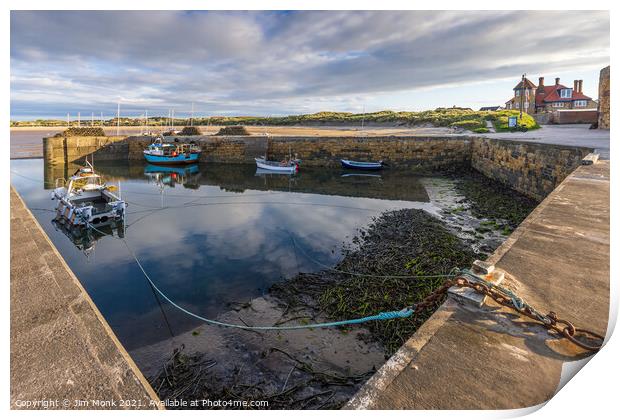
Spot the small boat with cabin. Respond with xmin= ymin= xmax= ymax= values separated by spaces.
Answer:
xmin=254 ymin=156 xmax=300 ymax=174
xmin=143 ymin=139 xmax=201 ymax=164
xmin=51 ymin=160 xmax=126 ymax=226
xmin=340 ymin=159 xmax=386 ymax=171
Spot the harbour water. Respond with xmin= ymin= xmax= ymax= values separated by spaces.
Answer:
xmin=10 ymin=159 xmax=448 ymax=353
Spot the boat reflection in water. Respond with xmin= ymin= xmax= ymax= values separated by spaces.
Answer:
xmin=144 ymin=164 xmax=201 ymax=190
xmin=51 ymin=216 xmax=125 ymax=258
xmin=255 ymin=167 xmax=299 ymax=177
xmin=340 ymin=173 xmax=383 ymax=178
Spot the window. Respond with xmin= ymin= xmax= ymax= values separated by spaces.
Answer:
xmin=515 ymin=103 xmax=520 ymax=109
xmin=506 ymin=103 xmax=511 ymax=110
xmin=552 ymin=102 xmax=564 ymax=107
xmin=560 ymin=89 xmax=573 ymax=98
xmin=515 ymin=89 xmax=521 ymax=97
xmin=574 ymin=100 xmax=588 ymax=107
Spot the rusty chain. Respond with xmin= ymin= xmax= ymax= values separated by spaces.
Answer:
xmin=407 ymin=270 xmax=604 ymax=352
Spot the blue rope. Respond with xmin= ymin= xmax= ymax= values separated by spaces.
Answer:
xmin=77 ymin=219 xmax=440 ymax=331
xmin=123 ymin=238 xmax=414 ymax=330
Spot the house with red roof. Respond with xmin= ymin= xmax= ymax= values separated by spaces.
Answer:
xmin=505 ymin=77 xmax=597 ymax=114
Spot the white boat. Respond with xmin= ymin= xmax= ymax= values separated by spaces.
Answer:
xmin=51 ymin=160 xmax=126 ymax=226
xmin=254 ymin=157 xmax=300 ymax=173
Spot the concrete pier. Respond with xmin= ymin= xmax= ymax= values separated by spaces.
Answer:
xmin=346 ymin=160 xmax=609 ymax=409
xmin=10 ymin=187 xmax=160 ymax=409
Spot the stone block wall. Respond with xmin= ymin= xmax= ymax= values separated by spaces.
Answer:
xmin=598 ymin=66 xmax=610 ymax=129
xmin=43 ymin=136 xmax=127 ymax=164
xmin=267 ymin=136 xmax=473 ymax=169
xmin=471 ymin=138 xmax=592 ymax=200
xmin=43 ymin=134 xmax=592 ymax=201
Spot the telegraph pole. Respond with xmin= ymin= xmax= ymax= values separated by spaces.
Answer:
xmin=116 ymin=102 xmax=120 ymax=135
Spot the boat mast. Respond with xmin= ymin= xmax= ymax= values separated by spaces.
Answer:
xmin=116 ymin=102 xmax=120 ymax=136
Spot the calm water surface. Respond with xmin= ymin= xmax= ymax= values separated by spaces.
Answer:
xmin=11 ymin=159 xmax=444 ymax=353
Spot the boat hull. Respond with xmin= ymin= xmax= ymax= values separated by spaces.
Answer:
xmin=144 ymin=152 xmax=201 ymax=165
xmin=255 ymin=158 xmax=298 ymax=173
xmin=340 ymin=159 xmax=384 ymax=170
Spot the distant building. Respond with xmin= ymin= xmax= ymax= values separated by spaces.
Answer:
xmin=479 ymin=106 xmax=502 ymax=111
xmin=505 ymin=77 xmax=597 ymax=114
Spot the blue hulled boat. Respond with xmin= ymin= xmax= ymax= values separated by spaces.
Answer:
xmin=143 ymin=141 xmax=201 ymax=164
xmin=340 ymin=159 xmax=385 ymax=171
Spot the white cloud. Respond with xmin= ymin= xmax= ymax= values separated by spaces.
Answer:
xmin=10 ymin=10 xmax=610 ymax=118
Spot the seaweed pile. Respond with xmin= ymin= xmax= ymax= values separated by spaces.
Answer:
xmin=450 ymin=169 xmax=538 ymax=233
xmin=150 ymin=346 xmax=373 ymax=410
xmin=272 ymin=208 xmax=483 ymax=356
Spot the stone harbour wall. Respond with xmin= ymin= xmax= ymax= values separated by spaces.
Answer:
xmin=471 ymin=138 xmax=592 ymax=201
xmin=267 ymin=136 xmax=473 ymax=169
xmin=598 ymin=65 xmax=610 ymax=129
xmin=43 ymin=134 xmax=593 ymax=201
xmin=43 ymin=135 xmax=127 ymax=164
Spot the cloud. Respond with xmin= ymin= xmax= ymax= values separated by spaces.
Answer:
xmin=10 ymin=10 xmax=610 ymax=118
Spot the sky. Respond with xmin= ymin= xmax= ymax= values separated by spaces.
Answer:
xmin=10 ymin=10 xmax=610 ymax=120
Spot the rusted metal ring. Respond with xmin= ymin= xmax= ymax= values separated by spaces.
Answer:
xmin=563 ymin=328 xmax=604 ymax=352
xmin=556 ymin=319 xmax=576 ymax=337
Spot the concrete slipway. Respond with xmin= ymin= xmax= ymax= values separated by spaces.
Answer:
xmin=346 ymin=160 xmax=610 ymax=409
xmin=10 ymin=187 xmax=160 ymax=409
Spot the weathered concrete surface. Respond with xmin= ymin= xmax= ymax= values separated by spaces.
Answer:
xmin=346 ymin=160 xmax=609 ymax=409
xmin=481 ymin=124 xmax=610 ymax=159
xmin=10 ymin=187 xmax=161 ymax=410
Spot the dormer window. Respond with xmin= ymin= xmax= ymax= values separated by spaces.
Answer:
xmin=515 ymin=89 xmax=521 ymax=97
xmin=560 ymin=88 xmax=573 ymax=98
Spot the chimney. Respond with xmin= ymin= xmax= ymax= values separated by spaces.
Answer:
xmin=555 ymin=77 xmax=560 ymax=85
xmin=537 ymin=77 xmax=545 ymax=93
xmin=574 ymin=80 xmax=579 ymax=92
xmin=578 ymin=80 xmax=583 ymax=93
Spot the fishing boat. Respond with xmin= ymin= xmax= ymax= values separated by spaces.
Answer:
xmin=340 ymin=159 xmax=385 ymax=170
xmin=51 ymin=160 xmax=126 ymax=226
xmin=254 ymin=157 xmax=300 ymax=173
xmin=143 ymin=139 xmax=201 ymax=164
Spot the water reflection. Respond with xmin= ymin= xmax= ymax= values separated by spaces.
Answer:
xmin=13 ymin=158 xmax=438 ymax=352
xmin=44 ymin=160 xmax=430 ymax=202
xmin=51 ymin=217 xmax=125 ymax=258
xmin=144 ymin=164 xmax=201 ymax=190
